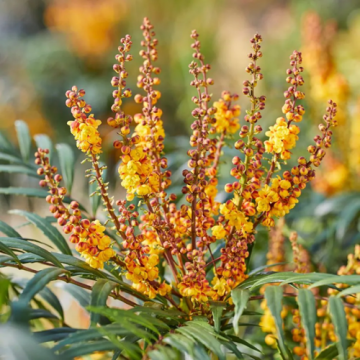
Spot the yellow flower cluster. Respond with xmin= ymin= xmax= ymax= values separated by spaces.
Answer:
xmin=213 ymin=98 xmax=240 ymax=134
xmin=68 ymin=117 xmax=103 ymax=155
xmin=256 ymin=178 xmax=299 ymax=220
xmin=133 ymin=111 xmax=165 ymax=149
xmin=219 ymin=202 xmax=253 ymax=235
xmin=36 ymin=19 xmax=338 ymax=312
xmin=66 ymin=88 xmax=103 ymax=154
xmin=118 ymin=146 xmax=156 ymax=200
xmin=178 ymin=278 xmax=215 ymax=303
xmin=265 ymin=117 xmax=300 ymax=160
xmin=76 ymin=220 xmax=116 ymax=269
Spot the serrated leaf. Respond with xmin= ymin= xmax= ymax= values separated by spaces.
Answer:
xmin=52 ymin=253 xmax=107 ymax=278
xmin=19 ymin=268 xmax=68 ymax=303
xmin=336 ymin=285 xmax=360 ymax=298
xmin=264 ymin=286 xmax=289 ymax=360
xmin=0 ymin=237 xmax=64 ymax=267
xmin=34 ymin=134 xmax=53 ymax=163
xmin=9 ymin=210 xmax=71 ymax=255
xmin=29 ymin=309 xmax=59 ymax=320
xmin=297 ymin=289 xmax=316 ymax=359
xmin=0 ymin=241 xmax=21 ymax=265
xmin=210 ymin=302 xmax=225 ymax=333
xmin=220 ymin=339 xmax=244 ymax=359
xmin=90 ymin=279 xmax=117 ymax=325
xmin=52 ymin=325 xmax=133 ymax=352
xmin=99 ymin=327 xmax=142 ymax=360
xmin=163 ymin=333 xmax=195 ymax=357
xmin=309 ymin=275 xmax=360 ymax=289
xmin=35 ymin=327 xmax=79 ymax=343
xmin=177 ymin=323 xmax=224 ymax=360
xmin=57 ymin=339 xmax=119 ymax=359
xmin=88 ymin=307 xmax=167 ymax=334
xmin=271 ymin=273 xmax=334 ymax=288
xmin=329 ymin=296 xmax=348 ymax=360
xmin=15 ymin=120 xmax=31 ymax=162
xmin=0 ymin=220 xmax=21 ymax=238
xmin=226 ymin=335 xmax=261 ymax=353
xmin=314 ymin=340 xmax=354 ymax=359
xmin=56 ymin=143 xmax=75 ymax=194
xmin=232 ymin=288 xmax=249 ymax=335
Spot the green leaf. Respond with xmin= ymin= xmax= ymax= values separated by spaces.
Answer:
xmin=59 ymin=283 xmax=90 ymax=309
xmin=19 ymin=268 xmax=68 ymax=303
xmin=148 ymin=346 xmax=180 ymax=360
xmin=58 ymin=339 xmax=119 ymax=359
xmin=0 ymin=276 xmax=11 ymax=308
xmin=210 ymin=301 xmax=225 ymax=333
xmin=35 ymin=328 xmax=79 ymax=343
xmin=0 ymin=220 xmax=21 ymax=238
xmin=297 ymin=289 xmax=316 ymax=359
xmin=220 ymin=340 xmax=244 ymax=359
xmin=232 ymin=288 xmax=249 ymax=335
xmin=99 ymin=327 xmax=142 ymax=360
xmin=177 ymin=322 xmax=224 ymax=360
xmin=15 ymin=120 xmax=31 ymax=162
xmin=88 ymin=307 xmax=167 ymax=334
xmin=226 ymin=335 xmax=261 ymax=353
xmin=0 ymin=165 xmax=38 ymax=177
xmin=239 ymin=272 xmax=293 ymax=290
xmin=264 ymin=286 xmax=289 ymax=360
xmin=52 ymin=325 xmax=132 ymax=350
xmin=56 ymin=143 xmax=75 ymax=194
xmin=163 ymin=333 xmax=195 ymax=357
xmin=309 ymin=275 xmax=360 ymax=289
xmin=89 ymin=161 xmax=107 ymax=216
xmin=328 ymin=296 xmax=348 ymax=360
xmin=38 ymin=287 xmax=64 ymax=320
xmin=249 ymin=262 xmax=288 ymax=275
xmin=29 ymin=309 xmax=59 ymax=320
xmin=90 ymin=279 xmax=117 ymax=325
xmin=336 ymin=197 xmax=360 ymax=240
xmin=0 ymin=132 xmax=17 ymax=154
xmin=271 ymin=273 xmax=334 ymax=288
xmin=0 ymin=187 xmax=75 ymax=206
xmin=9 ymin=210 xmax=71 ymax=255
xmin=0 ymin=237 xmax=64 ymax=268
xmin=336 ymin=285 xmax=360 ymax=298
xmin=0 ymin=241 xmax=21 ymax=265
xmin=52 ymin=253 xmax=107 ymax=279
xmin=34 ymin=134 xmax=53 ymax=163
xmin=314 ymin=340 xmax=354 ymax=359
xmin=0 ymin=152 xmax=23 ymax=164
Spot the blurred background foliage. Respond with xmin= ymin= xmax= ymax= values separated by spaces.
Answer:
xmin=1 ymin=0 xmax=360 ymax=323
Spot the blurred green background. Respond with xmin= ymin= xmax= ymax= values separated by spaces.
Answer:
xmin=1 ymin=0 xmax=360 ymax=274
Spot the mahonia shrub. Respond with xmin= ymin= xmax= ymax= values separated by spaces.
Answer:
xmin=6 ymin=17 xmax=360 ymax=360
xmin=37 ymin=17 xmax=337 ymax=301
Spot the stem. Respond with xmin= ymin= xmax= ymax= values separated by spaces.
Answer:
xmin=91 ymin=154 xmax=126 ymax=241
xmin=3 ymin=262 xmax=138 ymax=307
